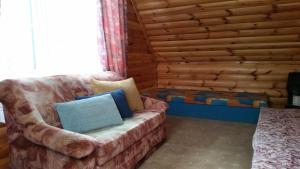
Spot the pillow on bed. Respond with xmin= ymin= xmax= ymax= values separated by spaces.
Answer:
xmin=55 ymin=94 xmax=123 ymax=133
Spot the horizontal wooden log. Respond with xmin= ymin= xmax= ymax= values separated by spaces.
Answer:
xmin=151 ymin=35 xmax=299 ymax=47
xmin=157 ymin=55 xmax=300 ymax=62
xmin=157 ymin=63 xmax=300 ymax=75
xmin=198 ymin=14 xmax=266 ymax=26
xmin=217 ymin=74 xmax=255 ymax=81
xmin=269 ymin=97 xmax=288 ymax=106
xmin=157 ymin=84 xmax=287 ymax=97
xmin=208 ymin=19 xmax=300 ymax=32
xmin=158 ymin=73 xmax=218 ymax=80
xmin=158 ymin=72 xmax=290 ymax=82
xmin=139 ymin=1 xmax=300 ymax=15
xmin=158 ymin=85 xmax=233 ymax=92
xmin=149 ymin=27 xmax=300 ymax=41
xmin=140 ymin=4 xmax=199 ymax=17
xmin=158 ymin=79 xmax=205 ymax=86
xmin=153 ymin=42 xmax=300 ymax=52
xmin=137 ymin=0 xmax=227 ymax=10
xmin=240 ymin=61 xmax=300 ymax=64
xmin=233 ymin=48 xmax=300 ymax=56
xmin=239 ymin=55 xmax=300 ymax=61
xmin=158 ymin=56 xmax=300 ymax=66
xmin=143 ymin=13 xmax=195 ymax=24
xmin=157 ymin=50 xmax=232 ymax=57
xmin=147 ymin=26 xmax=207 ymax=35
xmin=275 ymin=82 xmax=287 ymax=89
xmin=145 ymin=20 xmax=200 ymax=30
xmin=147 ymin=19 xmax=300 ymax=35
xmin=158 ymin=79 xmax=284 ymax=89
xmin=156 ymin=48 xmax=300 ymax=58
xmin=256 ymin=75 xmax=287 ymax=81
xmin=144 ymin=11 xmax=300 ymax=29
xmin=271 ymin=11 xmax=300 ymax=20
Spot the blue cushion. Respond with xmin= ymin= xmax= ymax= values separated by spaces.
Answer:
xmin=55 ymin=94 xmax=123 ymax=133
xmin=211 ymin=99 xmax=228 ymax=106
xmin=194 ymin=96 xmax=206 ymax=102
xmin=75 ymin=89 xmax=133 ymax=118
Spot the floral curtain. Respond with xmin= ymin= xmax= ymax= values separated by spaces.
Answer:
xmin=97 ymin=0 xmax=128 ymax=77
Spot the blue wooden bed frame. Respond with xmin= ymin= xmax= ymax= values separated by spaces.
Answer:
xmin=167 ymin=101 xmax=260 ymax=124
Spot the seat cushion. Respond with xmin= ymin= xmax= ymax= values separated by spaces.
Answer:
xmin=142 ymin=88 xmax=268 ymax=108
xmin=84 ymin=111 xmax=166 ymax=166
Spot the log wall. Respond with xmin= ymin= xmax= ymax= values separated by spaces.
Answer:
xmin=0 ymin=124 xmax=8 ymax=169
xmin=132 ymin=0 xmax=300 ymax=107
xmin=127 ymin=0 xmax=157 ymax=90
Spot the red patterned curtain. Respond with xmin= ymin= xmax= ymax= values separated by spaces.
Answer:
xmin=97 ymin=0 xmax=128 ymax=77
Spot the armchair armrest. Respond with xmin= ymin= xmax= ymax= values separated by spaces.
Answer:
xmin=23 ymin=122 xmax=97 ymax=159
xmin=141 ymin=96 xmax=168 ymax=113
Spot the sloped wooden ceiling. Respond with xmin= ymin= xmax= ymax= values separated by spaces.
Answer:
xmin=127 ymin=0 xmax=157 ymax=90
xmin=131 ymin=0 xmax=300 ymax=107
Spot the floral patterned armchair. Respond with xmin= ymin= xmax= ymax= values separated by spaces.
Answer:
xmin=0 ymin=71 xmax=167 ymax=169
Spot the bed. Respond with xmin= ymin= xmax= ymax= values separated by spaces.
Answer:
xmin=252 ymin=108 xmax=300 ymax=169
xmin=142 ymin=88 xmax=268 ymax=123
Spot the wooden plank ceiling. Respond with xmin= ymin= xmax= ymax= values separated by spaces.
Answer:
xmin=131 ymin=0 xmax=300 ymax=107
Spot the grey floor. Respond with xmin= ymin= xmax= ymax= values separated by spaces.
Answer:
xmin=139 ymin=116 xmax=256 ymax=169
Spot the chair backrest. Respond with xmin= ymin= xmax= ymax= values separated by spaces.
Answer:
xmin=0 ymin=72 xmax=122 ymax=140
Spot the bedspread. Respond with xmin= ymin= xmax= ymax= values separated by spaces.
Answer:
xmin=252 ymin=108 xmax=300 ymax=169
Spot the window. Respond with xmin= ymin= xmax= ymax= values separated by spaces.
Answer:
xmin=0 ymin=0 xmax=103 ymax=122
xmin=0 ymin=0 xmax=102 ymax=79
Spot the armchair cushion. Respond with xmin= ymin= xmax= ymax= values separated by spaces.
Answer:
xmin=55 ymin=94 xmax=123 ymax=133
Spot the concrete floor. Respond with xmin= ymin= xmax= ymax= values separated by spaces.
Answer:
xmin=139 ymin=116 xmax=256 ymax=169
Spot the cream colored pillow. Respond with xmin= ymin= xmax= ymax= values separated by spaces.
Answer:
xmin=91 ymin=78 xmax=144 ymax=112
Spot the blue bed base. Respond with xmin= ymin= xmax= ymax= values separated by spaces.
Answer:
xmin=167 ymin=101 xmax=260 ymax=124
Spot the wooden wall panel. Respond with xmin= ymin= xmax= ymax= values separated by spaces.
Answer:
xmin=132 ymin=0 xmax=300 ymax=107
xmin=127 ymin=0 xmax=157 ymax=90
xmin=0 ymin=124 xmax=8 ymax=169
